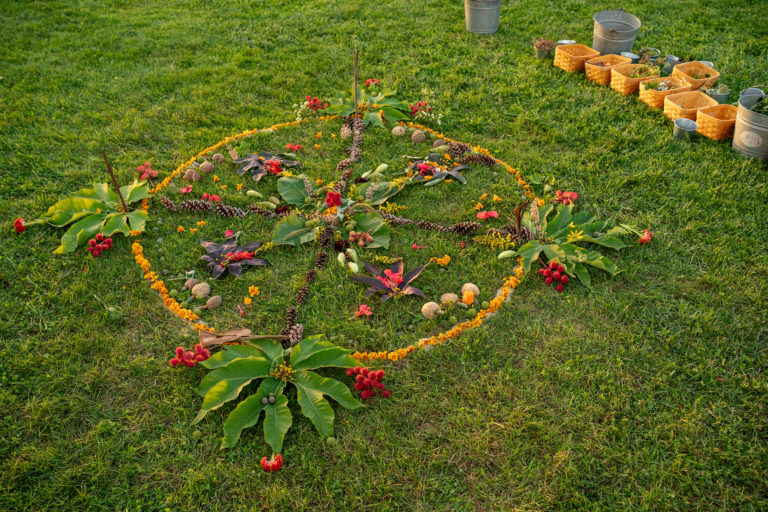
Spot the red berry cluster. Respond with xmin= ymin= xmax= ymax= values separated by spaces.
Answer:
xmin=285 ymin=143 xmax=303 ymax=152
xmin=347 ymin=366 xmax=391 ymax=400
xmin=365 ymin=78 xmax=381 ymax=88
xmin=87 ymin=233 xmax=113 ymax=257
xmin=553 ymin=190 xmax=579 ymax=205
xmin=169 ymin=344 xmax=210 ymax=367
xmin=201 ymin=192 xmax=221 ymax=202
xmin=409 ymin=101 xmax=432 ymax=116
xmin=260 ymin=454 xmax=284 ymax=472
xmin=538 ymin=261 xmax=570 ymax=293
xmin=306 ymin=95 xmax=329 ymax=111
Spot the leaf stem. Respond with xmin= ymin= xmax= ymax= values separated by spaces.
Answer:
xmin=101 ymin=146 xmax=128 ymax=213
xmin=353 ymin=48 xmax=359 ymax=117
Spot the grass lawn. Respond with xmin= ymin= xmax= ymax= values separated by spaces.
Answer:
xmin=2 ymin=0 xmax=767 ymax=510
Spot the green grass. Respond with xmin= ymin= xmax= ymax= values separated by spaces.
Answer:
xmin=2 ymin=0 xmax=768 ymax=510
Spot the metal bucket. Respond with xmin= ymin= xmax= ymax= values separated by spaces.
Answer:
xmin=592 ymin=9 xmax=641 ymax=55
xmin=733 ymin=93 xmax=768 ymax=161
xmin=673 ymin=118 xmax=698 ymax=140
xmin=464 ymin=0 xmax=502 ymax=34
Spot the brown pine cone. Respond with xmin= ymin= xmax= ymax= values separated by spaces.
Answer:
xmin=295 ymin=285 xmax=309 ymax=305
xmin=160 ymin=196 xmax=177 ymax=212
xmin=315 ymin=251 xmax=328 ymax=269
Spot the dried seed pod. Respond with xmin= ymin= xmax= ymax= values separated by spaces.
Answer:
xmin=205 ymin=295 xmax=222 ymax=309
xmin=183 ymin=169 xmax=201 ymax=182
xmin=461 ymin=283 xmax=480 ymax=297
xmin=433 ymin=139 xmax=446 ymax=148
xmin=411 ymin=130 xmax=426 ymax=144
xmin=391 ymin=125 xmax=405 ymax=137
xmin=440 ymin=293 xmax=459 ymax=305
xmin=199 ymin=161 xmax=215 ymax=173
xmin=191 ymin=282 xmax=211 ymax=299
xmin=421 ymin=301 xmax=442 ymax=319
xmin=340 ymin=124 xmax=353 ymax=139
xmin=184 ymin=278 xmax=200 ymax=290
xmin=212 ymin=153 xmax=226 ymax=164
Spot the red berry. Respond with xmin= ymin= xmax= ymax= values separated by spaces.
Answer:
xmin=363 ymin=378 xmax=371 ymax=387
xmin=552 ymin=271 xmax=561 ymax=280
xmin=104 ymin=238 xmax=113 ymax=248
xmin=557 ymin=265 xmax=565 ymax=274
xmin=355 ymin=374 xmax=365 ymax=383
xmin=361 ymin=390 xmax=370 ymax=400
xmin=92 ymin=249 xmax=101 ymax=257
xmin=86 ymin=246 xmax=94 ymax=253
xmin=89 ymin=239 xmax=97 ymax=247
xmin=382 ymin=390 xmax=391 ymax=398
xmin=346 ymin=368 xmax=354 ymax=377
xmin=95 ymin=233 xmax=104 ymax=242
xmin=549 ymin=261 xmax=558 ymax=270
xmin=544 ymin=277 xmax=553 ymax=285
xmin=538 ymin=268 xmax=546 ymax=275
xmin=376 ymin=370 xmax=385 ymax=380
xmin=353 ymin=366 xmax=361 ymax=374
xmin=354 ymin=382 xmax=364 ymax=391
xmin=543 ymin=269 xmax=552 ymax=277
xmin=361 ymin=368 xmax=369 ymax=376
xmin=560 ymin=275 xmax=569 ymax=284
xmin=555 ymin=284 xmax=564 ymax=293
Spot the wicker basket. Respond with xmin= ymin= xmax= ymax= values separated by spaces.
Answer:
xmin=671 ymin=61 xmax=720 ymax=90
xmin=638 ymin=76 xmax=693 ymax=108
xmin=696 ymin=104 xmax=738 ymax=140
xmin=663 ymin=91 xmax=718 ymax=122
xmin=554 ymin=44 xmax=600 ymax=72
xmin=585 ymin=54 xmax=632 ymax=85
xmin=610 ymin=64 xmax=660 ymax=96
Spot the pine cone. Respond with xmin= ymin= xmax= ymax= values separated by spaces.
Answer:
xmin=379 ymin=212 xmax=414 ymax=226
xmin=288 ymin=324 xmax=304 ymax=347
xmin=448 ymin=142 xmax=470 ymax=159
xmin=248 ymin=205 xmax=276 ymax=218
xmin=318 ymin=225 xmax=335 ymax=249
xmin=213 ymin=204 xmax=247 ymax=218
xmin=458 ymin=153 xmax=496 ymax=167
xmin=295 ymin=285 xmax=309 ymax=305
xmin=416 ymin=220 xmax=448 ymax=232
xmin=304 ymin=269 xmax=317 ymax=283
xmin=340 ymin=124 xmax=352 ymax=139
xmin=450 ymin=221 xmax=481 ymax=235
xmin=178 ymin=199 xmax=211 ymax=213
xmin=315 ymin=251 xmax=328 ymax=269
xmin=336 ymin=158 xmax=352 ymax=172
xmin=160 ymin=196 xmax=177 ymax=212
xmin=285 ymin=306 xmax=297 ymax=328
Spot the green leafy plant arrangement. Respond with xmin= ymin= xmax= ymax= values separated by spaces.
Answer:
xmin=325 ymin=84 xmax=410 ymax=128
xmin=193 ymin=335 xmax=361 ymax=454
xmin=500 ymin=203 xmax=637 ymax=288
xmin=35 ymin=180 xmax=150 ymax=254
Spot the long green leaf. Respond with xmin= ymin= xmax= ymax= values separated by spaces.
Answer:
xmin=250 ymin=338 xmax=285 ymax=364
xmin=42 ymin=197 xmax=107 ymax=227
xmin=290 ymin=335 xmax=358 ymax=371
xmin=263 ymin=394 xmax=292 ymax=454
xmin=517 ymin=240 xmax=544 ymax=271
xmin=126 ymin=211 xmax=149 ymax=233
xmin=351 ymin=213 xmax=390 ymax=249
xmin=194 ymin=357 xmax=271 ymax=422
xmin=293 ymin=374 xmax=335 ymax=437
xmin=53 ymin=213 xmax=106 ymax=254
xmin=277 ymin=176 xmax=309 ymax=207
xmin=272 ymin=214 xmax=316 ymax=247
xmin=296 ymin=371 xmax=361 ymax=410
xmin=119 ymin=180 xmax=151 ymax=204
xmin=573 ymin=262 xmax=592 ymax=288
xmin=201 ymin=345 xmax=264 ymax=370
xmin=221 ymin=378 xmax=286 ymax=449
xmin=101 ymin=213 xmax=130 ymax=236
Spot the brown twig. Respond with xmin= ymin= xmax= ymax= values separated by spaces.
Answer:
xmin=353 ymin=48 xmax=359 ymax=117
xmin=101 ymin=146 xmax=128 ymax=212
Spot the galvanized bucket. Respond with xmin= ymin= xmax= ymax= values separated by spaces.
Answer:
xmin=733 ymin=92 xmax=768 ymax=161
xmin=592 ymin=9 xmax=641 ymax=55
xmin=464 ymin=0 xmax=502 ymax=34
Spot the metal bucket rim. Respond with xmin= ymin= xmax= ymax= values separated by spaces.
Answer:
xmin=593 ymin=9 xmax=641 ymax=30
xmin=674 ymin=118 xmax=698 ymax=130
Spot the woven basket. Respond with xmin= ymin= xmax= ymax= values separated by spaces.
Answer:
xmin=610 ymin=64 xmax=660 ymax=96
xmin=663 ymin=91 xmax=718 ymax=122
xmin=554 ymin=44 xmax=600 ymax=72
xmin=585 ymin=54 xmax=632 ymax=85
xmin=638 ymin=76 xmax=693 ymax=108
xmin=671 ymin=61 xmax=720 ymax=90
xmin=696 ymin=104 xmax=738 ymax=140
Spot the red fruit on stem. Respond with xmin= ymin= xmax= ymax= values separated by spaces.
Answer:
xmin=361 ymin=368 xmax=369 ymax=376
xmin=552 ymin=271 xmax=561 ymax=280
xmin=346 ymin=368 xmax=355 ymax=377
xmin=169 ymin=358 xmax=179 ymax=367
xmin=557 ymin=265 xmax=565 ymax=274
xmin=354 ymin=382 xmax=364 ymax=391
xmin=549 ymin=261 xmax=558 ymax=270
xmin=544 ymin=277 xmax=553 ymax=285
xmin=543 ymin=269 xmax=552 ymax=277
xmin=87 ymin=246 xmax=94 ymax=253
xmin=92 ymin=249 xmax=101 ymax=257
xmin=89 ymin=239 xmax=97 ymax=247
xmin=105 ymin=238 xmax=113 ymax=248
xmin=355 ymin=374 xmax=365 ymax=383
xmin=560 ymin=275 xmax=569 ymax=284
xmin=361 ymin=390 xmax=370 ymax=400
xmin=538 ymin=268 xmax=546 ymax=275
xmin=96 ymin=233 xmax=104 ymax=242
xmin=376 ymin=370 xmax=385 ymax=380
xmin=555 ymin=284 xmax=564 ymax=293
xmin=382 ymin=390 xmax=391 ymax=398
xmin=353 ymin=366 xmax=361 ymax=374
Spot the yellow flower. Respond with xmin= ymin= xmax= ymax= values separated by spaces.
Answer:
xmin=493 ymin=195 xmax=502 ymax=202
xmin=331 ymin=134 xmax=336 ymax=138
xmin=220 ymin=185 xmax=228 ymax=189
xmin=190 ymin=228 xmax=198 ymax=233
xmin=568 ymin=222 xmax=575 ymax=228
xmin=96 ymin=208 xmax=102 ymax=214
xmin=236 ymin=183 xmax=243 ymax=191
xmin=566 ymin=229 xmax=584 ymax=243
xmin=314 ymin=144 xmax=321 ymax=149
xmin=315 ymin=132 xmax=322 ymax=138
xmin=177 ymin=226 xmax=185 ymax=233
xmin=474 ymin=202 xmax=483 ymax=210
xmin=316 ymin=179 xmax=324 ymax=186
xmin=480 ymin=193 xmax=488 ymax=200
xmin=462 ymin=290 xmax=475 ymax=305
xmin=537 ymin=199 xmax=545 ymax=207
xmin=445 ymin=179 xmax=453 ymax=183
xmin=243 ymin=297 xmax=252 ymax=305
xmin=197 ymin=220 xmax=207 ymax=227
xmin=248 ymin=286 xmax=260 ymax=297
xmin=423 ymin=175 xmax=433 ymax=181
xmin=213 ymin=175 xmax=220 ymax=182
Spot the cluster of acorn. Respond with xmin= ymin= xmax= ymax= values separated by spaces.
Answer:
xmin=539 ymin=261 xmax=569 ymax=293
xmin=87 ymin=233 xmax=113 ymax=257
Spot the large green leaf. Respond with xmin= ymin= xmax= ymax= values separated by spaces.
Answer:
xmin=263 ymin=394 xmax=292 ymax=454
xmin=573 ymin=262 xmax=592 ymax=288
xmin=272 ymin=214 xmax=317 ymax=247
xmin=53 ymin=213 xmax=106 ymax=254
xmin=517 ymin=240 xmax=544 ymax=271
xmin=568 ymin=245 xmax=621 ymax=276
xmin=355 ymin=181 xmax=403 ymax=206
xmin=296 ymin=371 xmax=361 ymax=410
xmin=582 ymin=235 xmax=627 ymax=250
xmin=119 ymin=180 xmax=151 ymax=204
xmin=194 ymin=357 xmax=271 ymax=422
xmin=250 ymin=338 xmax=285 ymax=364
xmin=101 ymin=213 xmax=130 ymax=237
xmin=42 ymin=197 xmax=107 ymax=227
xmin=201 ymin=345 xmax=265 ymax=370
xmin=541 ymin=244 xmax=567 ymax=262
xmin=277 ymin=176 xmax=309 ymax=207
xmin=290 ymin=335 xmax=358 ymax=371
xmin=294 ymin=376 xmax=335 ymax=437
xmin=126 ymin=211 xmax=149 ymax=233
xmin=545 ymin=204 xmax=573 ymax=237
xmin=221 ymin=378 xmax=286 ymax=449
xmin=351 ymin=212 xmax=390 ymax=249
xmin=380 ymin=106 xmax=408 ymax=123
